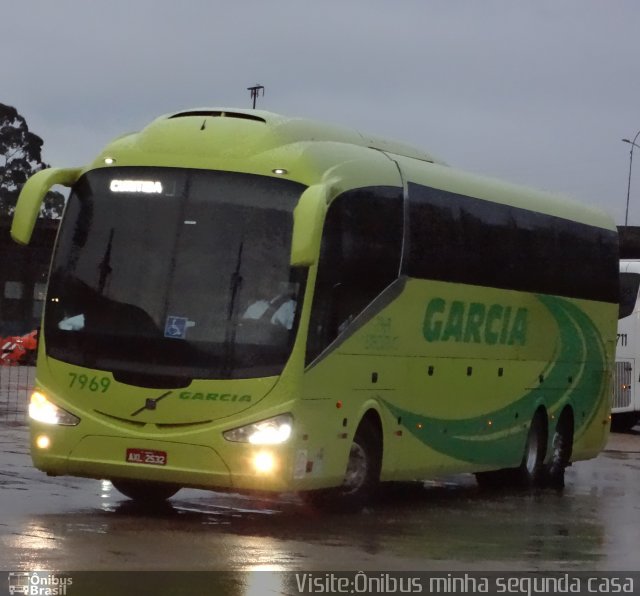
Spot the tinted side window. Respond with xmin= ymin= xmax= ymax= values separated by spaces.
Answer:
xmin=407 ymin=183 xmax=618 ymax=303
xmin=306 ymin=187 xmax=403 ymax=363
xmin=619 ymin=272 xmax=640 ymax=319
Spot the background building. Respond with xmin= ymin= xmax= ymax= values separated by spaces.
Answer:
xmin=0 ymin=218 xmax=57 ymax=335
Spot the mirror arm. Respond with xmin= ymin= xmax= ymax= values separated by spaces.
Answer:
xmin=290 ymin=184 xmax=329 ymax=267
xmin=11 ymin=167 xmax=82 ymax=245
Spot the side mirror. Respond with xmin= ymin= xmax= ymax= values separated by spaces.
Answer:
xmin=290 ymin=184 xmax=328 ymax=267
xmin=11 ymin=167 xmax=82 ymax=245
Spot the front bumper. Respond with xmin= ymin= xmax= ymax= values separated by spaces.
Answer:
xmin=29 ymin=423 xmax=299 ymax=492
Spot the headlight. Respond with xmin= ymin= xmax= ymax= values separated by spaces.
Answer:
xmin=29 ymin=391 xmax=80 ymax=426
xmin=223 ymin=413 xmax=292 ymax=445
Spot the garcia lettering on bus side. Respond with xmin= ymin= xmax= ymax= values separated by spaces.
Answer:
xmin=179 ymin=392 xmax=252 ymax=402
xmin=423 ymin=298 xmax=528 ymax=345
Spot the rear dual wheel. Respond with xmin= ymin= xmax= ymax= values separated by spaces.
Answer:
xmin=517 ymin=411 xmax=547 ymax=487
xmin=545 ymin=412 xmax=573 ymax=489
xmin=475 ymin=411 xmax=547 ymax=489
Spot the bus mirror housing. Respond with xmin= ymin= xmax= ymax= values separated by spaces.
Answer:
xmin=11 ymin=167 xmax=82 ymax=245
xmin=290 ymin=184 xmax=328 ymax=267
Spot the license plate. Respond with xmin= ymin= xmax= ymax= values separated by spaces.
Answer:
xmin=126 ymin=448 xmax=167 ymax=466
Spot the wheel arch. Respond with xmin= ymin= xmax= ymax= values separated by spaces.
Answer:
xmin=356 ymin=407 xmax=383 ymax=451
xmin=352 ymin=404 xmax=384 ymax=474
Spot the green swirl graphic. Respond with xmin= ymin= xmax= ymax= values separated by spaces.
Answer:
xmin=382 ymin=295 xmax=606 ymax=466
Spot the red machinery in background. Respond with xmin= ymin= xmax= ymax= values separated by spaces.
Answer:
xmin=1 ymin=329 xmax=38 ymax=366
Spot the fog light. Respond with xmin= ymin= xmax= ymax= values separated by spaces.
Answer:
xmin=253 ymin=451 xmax=276 ymax=474
xmin=36 ymin=435 xmax=51 ymax=449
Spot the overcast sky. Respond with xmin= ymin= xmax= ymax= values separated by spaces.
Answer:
xmin=3 ymin=1 xmax=640 ymax=224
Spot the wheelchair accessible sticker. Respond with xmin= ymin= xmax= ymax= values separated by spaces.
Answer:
xmin=164 ymin=316 xmax=189 ymax=339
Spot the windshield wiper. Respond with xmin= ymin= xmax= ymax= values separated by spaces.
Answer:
xmin=222 ymin=240 xmax=244 ymax=376
xmin=97 ymin=228 xmax=115 ymax=295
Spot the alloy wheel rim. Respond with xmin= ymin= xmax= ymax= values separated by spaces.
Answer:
xmin=343 ymin=442 xmax=368 ymax=494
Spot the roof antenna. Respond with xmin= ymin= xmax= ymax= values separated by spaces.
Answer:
xmin=247 ymin=84 xmax=265 ymax=109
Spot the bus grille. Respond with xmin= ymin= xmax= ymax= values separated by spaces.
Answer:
xmin=612 ymin=360 xmax=633 ymax=410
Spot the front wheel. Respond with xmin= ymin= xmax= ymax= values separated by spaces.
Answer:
xmin=301 ymin=417 xmax=381 ymax=512
xmin=111 ymin=479 xmax=181 ymax=503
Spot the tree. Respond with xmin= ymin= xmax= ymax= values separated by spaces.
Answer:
xmin=0 ymin=103 xmax=65 ymax=218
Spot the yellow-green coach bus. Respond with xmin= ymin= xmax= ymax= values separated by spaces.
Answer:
xmin=12 ymin=108 xmax=618 ymax=511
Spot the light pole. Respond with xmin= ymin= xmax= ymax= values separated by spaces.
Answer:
xmin=622 ymin=130 xmax=640 ymax=226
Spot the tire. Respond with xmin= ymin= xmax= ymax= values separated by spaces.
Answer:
xmin=475 ymin=411 xmax=547 ymax=490
xmin=517 ymin=412 xmax=547 ymax=487
xmin=111 ymin=479 xmax=180 ymax=503
xmin=545 ymin=412 xmax=573 ymax=490
xmin=301 ymin=417 xmax=381 ymax=512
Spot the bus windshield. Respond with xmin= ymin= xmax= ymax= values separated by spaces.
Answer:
xmin=44 ymin=167 xmax=307 ymax=384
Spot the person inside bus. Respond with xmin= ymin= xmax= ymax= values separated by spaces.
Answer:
xmin=242 ymin=285 xmax=296 ymax=330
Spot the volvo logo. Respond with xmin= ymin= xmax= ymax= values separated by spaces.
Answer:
xmin=131 ymin=391 xmax=173 ymax=417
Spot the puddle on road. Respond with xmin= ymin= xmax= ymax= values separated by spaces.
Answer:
xmin=3 ymin=449 xmax=640 ymax=570
xmin=29 ymin=475 xmax=604 ymax=569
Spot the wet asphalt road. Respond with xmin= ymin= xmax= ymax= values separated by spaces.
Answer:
xmin=1 ymin=423 xmax=640 ymax=573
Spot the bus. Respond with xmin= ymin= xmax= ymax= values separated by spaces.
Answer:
xmin=8 ymin=572 xmax=30 ymax=595
xmin=612 ymin=260 xmax=640 ymax=431
xmin=12 ymin=108 xmax=618 ymax=510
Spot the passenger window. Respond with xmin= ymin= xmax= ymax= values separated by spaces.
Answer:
xmin=306 ymin=186 xmax=403 ymax=363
